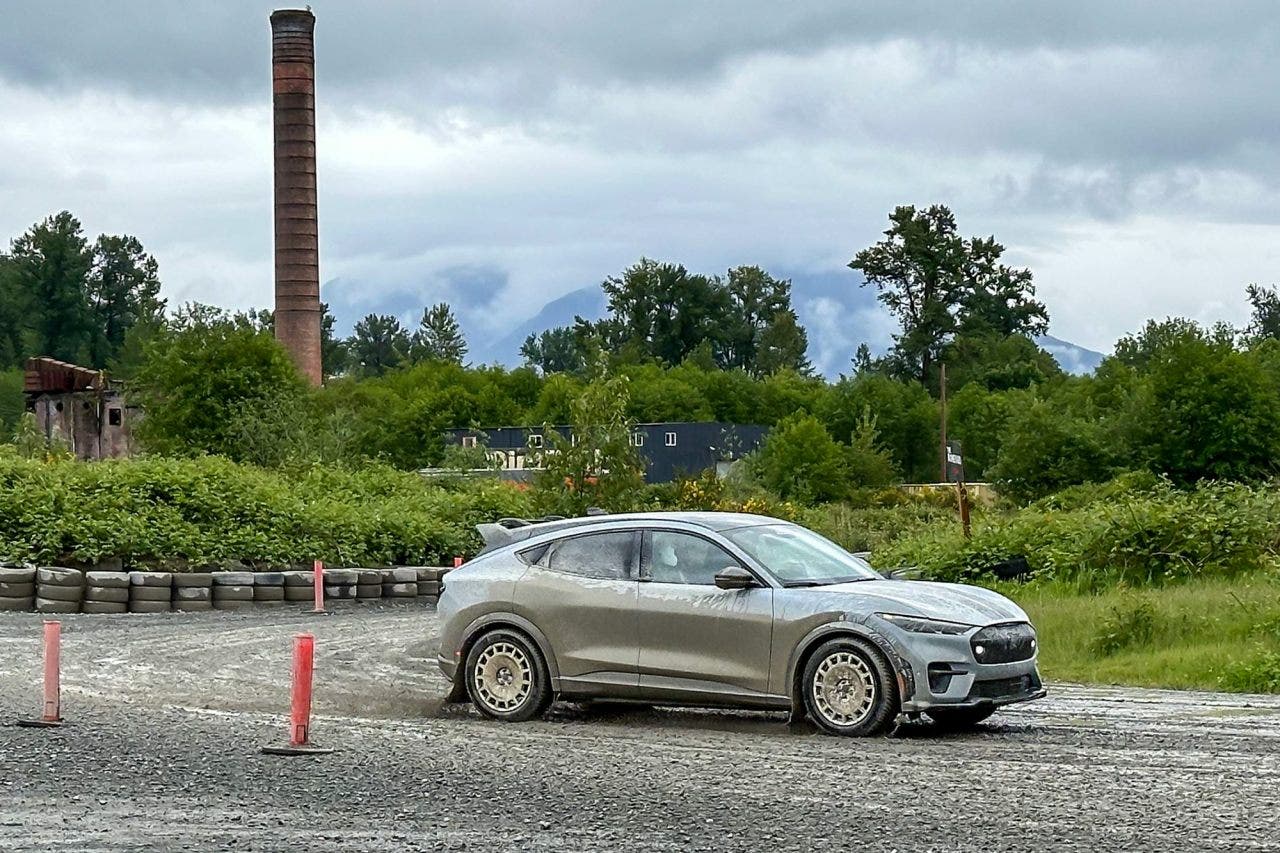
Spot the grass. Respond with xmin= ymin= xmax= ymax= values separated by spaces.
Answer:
xmin=998 ymin=575 xmax=1280 ymax=693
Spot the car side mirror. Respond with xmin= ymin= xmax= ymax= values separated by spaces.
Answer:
xmin=714 ymin=566 xmax=757 ymax=590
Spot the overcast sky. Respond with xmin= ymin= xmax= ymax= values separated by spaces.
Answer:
xmin=2 ymin=1 xmax=1278 ymax=353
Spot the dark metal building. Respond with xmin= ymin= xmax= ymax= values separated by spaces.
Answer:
xmin=447 ymin=422 xmax=769 ymax=484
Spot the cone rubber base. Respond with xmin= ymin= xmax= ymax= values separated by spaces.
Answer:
xmin=261 ymin=744 xmax=335 ymax=755
xmin=15 ymin=719 xmax=63 ymax=728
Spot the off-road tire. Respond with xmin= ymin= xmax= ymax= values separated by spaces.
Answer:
xmin=464 ymin=629 xmax=552 ymax=723
xmin=801 ymin=637 xmax=898 ymax=737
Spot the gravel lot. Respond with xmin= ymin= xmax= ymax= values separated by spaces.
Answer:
xmin=1 ymin=606 xmax=1278 ymax=852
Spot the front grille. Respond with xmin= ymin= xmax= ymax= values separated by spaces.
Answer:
xmin=971 ymin=622 xmax=1037 ymax=664
xmin=971 ymin=673 xmax=1039 ymax=700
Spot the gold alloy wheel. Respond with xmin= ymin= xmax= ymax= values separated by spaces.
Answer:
xmin=473 ymin=641 xmax=533 ymax=714
xmin=811 ymin=650 xmax=877 ymax=728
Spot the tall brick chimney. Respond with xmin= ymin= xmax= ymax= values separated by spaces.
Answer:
xmin=270 ymin=9 xmax=322 ymax=385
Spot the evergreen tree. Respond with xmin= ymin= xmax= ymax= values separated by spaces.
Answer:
xmin=350 ymin=313 xmax=410 ymax=376
xmin=411 ymin=302 xmax=467 ymax=364
xmin=8 ymin=211 xmax=94 ymax=364
xmin=86 ymin=234 xmax=165 ymax=368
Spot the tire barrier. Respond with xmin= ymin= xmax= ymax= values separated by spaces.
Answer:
xmin=129 ymin=571 xmax=173 ymax=614
xmin=0 ymin=565 xmax=453 ymax=615
xmin=282 ymin=571 xmax=315 ymax=602
xmin=414 ymin=567 xmax=445 ymax=602
xmin=356 ymin=569 xmax=381 ymax=601
xmin=381 ymin=567 xmax=418 ymax=601
xmin=253 ymin=572 xmax=286 ymax=606
xmin=172 ymin=573 xmax=214 ymax=612
xmin=324 ymin=569 xmax=358 ymax=605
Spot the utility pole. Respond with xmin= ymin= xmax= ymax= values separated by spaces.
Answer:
xmin=939 ymin=362 xmax=971 ymax=538
xmin=939 ymin=362 xmax=948 ymax=484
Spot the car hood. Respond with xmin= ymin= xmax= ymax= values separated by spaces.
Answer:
xmin=786 ymin=579 xmax=1028 ymax=626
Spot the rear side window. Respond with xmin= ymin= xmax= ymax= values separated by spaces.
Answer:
xmin=541 ymin=532 xmax=636 ymax=580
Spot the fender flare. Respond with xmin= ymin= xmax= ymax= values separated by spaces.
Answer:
xmin=457 ymin=611 xmax=563 ymax=691
xmin=785 ymin=620 xmax=916 ymax=713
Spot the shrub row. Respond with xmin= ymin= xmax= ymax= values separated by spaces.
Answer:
xmin=0 ymin=456 xmax=534 ymax=568
xmin=876 ymin=475 xmax=1280 ymax=588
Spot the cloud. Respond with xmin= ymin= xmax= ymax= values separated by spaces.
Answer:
xmin=1 ymin=2 xmax=1279 ymax=360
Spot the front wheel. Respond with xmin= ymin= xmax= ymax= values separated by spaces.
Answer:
xmin=464 ymin=629 xmax=552 ymax=722
xmin=801 ymin=637 xmax=898 ymax=737
xmin=925 ymin=705 xmax=996 ymax=730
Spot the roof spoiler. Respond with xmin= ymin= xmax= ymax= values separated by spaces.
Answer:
xmin=475 ymin=515 xmax=570 ymax=550
xmin=476 ymin=522 xmax=516 ymax=548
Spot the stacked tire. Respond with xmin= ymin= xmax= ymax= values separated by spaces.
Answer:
xmin=37 ymin=567 xmax=85 ymax=613
xmin=356 ymin=569 xmax=382 ymax=602
xmin=283 ymin=570 xmax=314 ymax=604
xmin=212 ymin=571 xmax=255 ymax=610
xmin=252 ymin=572 xmax=285 ymax=607
xmin=129 ymin=572 xmax=173 ymax=614
xmin=83 ymin=571 xmax=130 ymax=614
xmin=0 ymin=564 xmax=36 ymax=612
xmin=381 ymin=567 xmax=418 ymax=601
xmin=324 ymin=569 xmax=358 ymax=603
xmin=414 ymin=567 xmax=446 ymax=603
xmin=173 ymin=573 xmax=214 ymax=612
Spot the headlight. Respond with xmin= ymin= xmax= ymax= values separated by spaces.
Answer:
xmin=876 ymin=613 xmax=974 ymax=635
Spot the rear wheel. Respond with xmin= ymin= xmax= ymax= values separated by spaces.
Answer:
xmin=464 ymin=629 xmax=551 ymax=722
xmin=802 ymin=637 xmax=898 ymax=737
xmin=925 ymin=705 xmax=996 ymax=730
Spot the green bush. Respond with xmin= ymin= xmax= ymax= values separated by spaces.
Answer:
xmin=877 ymin=477 xmax=1280 ymax=588
xmin=0 ymin=456 xmax=534 ymax=567
xmin=1090 ymin=597 xmax=1158 ymax=656
xmin=1218 ymin=651 xmax=1280 ymax=693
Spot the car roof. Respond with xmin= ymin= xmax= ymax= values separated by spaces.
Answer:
xmin=475 ymin=511 xmax=784 ymax=554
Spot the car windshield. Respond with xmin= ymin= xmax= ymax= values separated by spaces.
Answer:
xmin=721 ymin=523 xmax=881 ymax=586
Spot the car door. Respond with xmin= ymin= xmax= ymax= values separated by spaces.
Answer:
xmin=512 ymin=529 xmax=640 ymax=697
xmin=635 ymin=529 xmax=775 ymax=702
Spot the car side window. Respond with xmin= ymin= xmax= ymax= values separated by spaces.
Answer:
xmin=646 ymin=531 xmax=741 ymax=586
xmin=539 ymin=532 xmax=636 ymax=581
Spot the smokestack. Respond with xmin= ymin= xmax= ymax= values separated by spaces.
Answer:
xmin=270 ymin=9 xmax=322 ymax=385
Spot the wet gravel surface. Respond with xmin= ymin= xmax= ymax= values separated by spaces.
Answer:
xmin=1 ymin=606 xmax=1278 ymax=852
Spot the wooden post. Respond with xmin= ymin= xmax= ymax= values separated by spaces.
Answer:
xmin=939 ymin=362 xmax=948 ymax=484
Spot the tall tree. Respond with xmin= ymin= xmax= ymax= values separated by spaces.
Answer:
xmin=956 ymin=236 xmax=1047 ymax=338
xmin=850 ymin=205 xmax=966 ymax=386
xmin=851 ymin=205 xmax=1048 ymax=389
xmin=0 ymin=254 xmax=24 ymax=366
xmin=521 ymin=326 xmax=586 ymax=375
xmin=86 ymin=234 xmax=165 ymax=368
xmin=8 ymin=211 xmax=94 ymax=363
xmin=754 ymin=308 xmax=811 ymax=375
xmin=602 ymin=259 xmax=731 ymax=365
xmin=1246 ymin=284 xmax=1280 ymax=342
xmin=133 ymin=303 xmax=306 ymax=459
xmin=349 ymin=313 xmax=409 ymax=377
xmin=320 ymin=303 xmax=349 ymax=377
xmin=722 ymin=265 xmax=794 ymax=373
xmin=410 ymin=302 xmax=467 ymax=364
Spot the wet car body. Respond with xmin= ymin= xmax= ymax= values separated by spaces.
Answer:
xmin=437 ymin=512 xmax=1044 ymax=733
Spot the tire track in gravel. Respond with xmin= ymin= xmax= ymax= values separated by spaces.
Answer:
xmin=3 ymin=608 xmax=1280 ymax=852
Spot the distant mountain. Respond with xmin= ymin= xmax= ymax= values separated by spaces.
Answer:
xmin=474 ymin=286 xmax=608 ymax=367
xmin=1036 ymin=335 xmax=1106 ymax=374
xmin=469 ymin=269 xmax=1107 ymax=377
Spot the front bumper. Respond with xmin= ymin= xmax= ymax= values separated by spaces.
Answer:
xmin=881 ymin=621 xmax=1046 ymax=714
